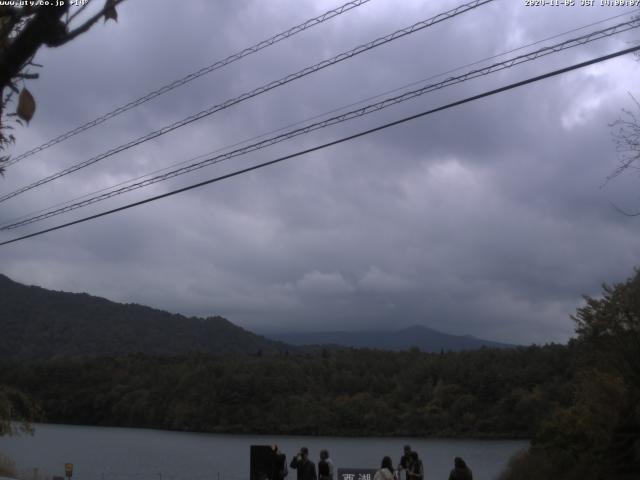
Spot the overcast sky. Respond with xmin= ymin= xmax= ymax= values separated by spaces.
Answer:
xmin=1 ymin=0 xmax=639 ymax=344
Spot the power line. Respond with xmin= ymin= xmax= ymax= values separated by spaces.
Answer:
xmin=0 ymin=0 xmax=495 ymax=205
xmin=3 ymin=18 xmax=638 ymax=231
xmin=4 ymin=0 xmax=372 ymax=168
xmin=4 ymin=18 xmax=636 ymax=229
xmin=3 ymin=10 xmax=631 ymax=229
xmin=1 ymin=44 xmax=638 ymax=248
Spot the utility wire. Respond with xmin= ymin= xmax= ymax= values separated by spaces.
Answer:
xmin=4 ymin=18 xmax=636 ymax=229
xmin=1 ymin=44 xmax=638 ymax=248
xmin=0 ymin=0 xmax=495 ymax=204
xmin=4 ymin=0 xmax=372 ymax=167
xmin=3 ymin=18 xmax=638 ymax=231
xmin=3 ymin=9 xmax=631 ymax=229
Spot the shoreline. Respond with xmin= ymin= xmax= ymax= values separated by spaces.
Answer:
xmin=26 ymin=421 xmax=532 ymax=442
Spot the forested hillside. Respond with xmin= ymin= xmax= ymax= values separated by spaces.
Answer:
xmin=0 ymin=274 xmax=286 ymax=360
xmin=0 ymin=344 xmax=572 ymax=438
xmin=499 ymin=270 xmax=640 ymax=480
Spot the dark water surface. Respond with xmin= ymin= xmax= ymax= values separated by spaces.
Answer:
xmin=0 ymin=424 xmax=527 ymax=480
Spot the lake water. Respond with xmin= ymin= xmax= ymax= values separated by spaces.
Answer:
xmin=0 ymin=424 xmax=527 ymax=480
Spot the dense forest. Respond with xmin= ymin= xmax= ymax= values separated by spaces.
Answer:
xmin=499 ymin=270 xmax=640 ymax=480
xmin=1 ymin=270 xmax=639 ymax=479
xmin=0 ymin=344 xmax=572 ymax=438
xmin=0 ymin=274 xmax=287 ymax=361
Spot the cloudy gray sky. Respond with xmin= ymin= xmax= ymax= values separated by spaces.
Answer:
xmin=1 ymin=0 xmax=640 ymax=344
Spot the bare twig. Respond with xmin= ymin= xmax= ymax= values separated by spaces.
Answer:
xmin=604 ymin=93 xmax=640 ymax=186
xmin=66 ymin=0 xmax=93 ymax=26
xmin=0 ymin=0 xmax=124 ymax=173
xmin=62 ymin=0 xmax=125 ymax=43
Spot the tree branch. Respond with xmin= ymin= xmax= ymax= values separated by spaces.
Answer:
xmin=66 ymin=0 xmax=93 ymax=25
xmin=14 ymin=72 xmax=39 ymax=80
xmin=0 ymin=6 xmax=68 ymax=87
xmin=60 ymin=0 xmax=126 ymax=44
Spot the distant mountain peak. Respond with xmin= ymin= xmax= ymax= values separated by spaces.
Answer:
xmin=265 ymin=325 xmax=515 ymax=352
xmin=400 ymin=324 xmax=438 ymax=333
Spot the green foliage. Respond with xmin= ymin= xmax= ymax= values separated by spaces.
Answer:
xmin=502 ymin=269 xmax=640 ymax=479
xmin=497 ymin=447 xmax=597 ymax=480
xmin=0 ymin=345 xmax=573 ymax=438
xmin=0 ymin=384 xmax=39 ymax=436
xmin=498 ymin=449 xmax=555 ymax=480
xmin=573 ymin=270 xmax=640 ymax=384
xmin=535 ymin=371 xmax=625 ymax=460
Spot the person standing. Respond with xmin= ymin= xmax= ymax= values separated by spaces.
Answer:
xmin=271 ymin=444 xmax=288 ymax=480
xmin=397 ymin=446 xmax=412 ymax=480
xmin=318 ymin=449 xmax=334 ymax=480
xmin=291 ymin=447 xmax=317 ymax=480
xmin=406 ymin=452 xmax=423 ymax=480
xmin=373 ymin=456 xmax=396 ymax=480
xmin=448 ymin=457 xmax=472 ymax=480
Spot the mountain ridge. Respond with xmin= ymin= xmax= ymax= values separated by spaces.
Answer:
xmin=264 ymin=324 xmax=515 ymax=351
xmin=0 ymin=273 xmax=513 ymax=360
xmin=0 ymin=273 xmax=287 ymax=361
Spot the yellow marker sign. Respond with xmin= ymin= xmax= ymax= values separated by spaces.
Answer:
xmin=65 ymin=464 xmax=73 ymax=478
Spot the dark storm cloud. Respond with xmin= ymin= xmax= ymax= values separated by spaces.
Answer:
xmin=1 ymin=0 xmax=640 ymax=344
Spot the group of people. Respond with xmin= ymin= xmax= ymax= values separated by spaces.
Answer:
xmin=269 ymin=445 xmax=334 ymax=480
xmin=269 ymin=444 xmax=472 ymax=480
xmin=390 ymin=445 xmax=472 ymax=480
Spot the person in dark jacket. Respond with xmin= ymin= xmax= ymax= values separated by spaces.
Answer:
xmin=291 ymin=447 xmax=317 ymax=480
xmin=406 ymin=452 xmax=423 ymax=480
xmin=448 ymin=457 xmax=472 ymax=480
xmin=318 ymin=449 xmax=334 ymax=480
xmin=271 ymin=444 xmax=288 ymax=480
xmin=397 ymin=445 xmax=412 ymax=480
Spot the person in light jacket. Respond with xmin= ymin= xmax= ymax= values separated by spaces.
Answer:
xmin=374 ymin=456 xmax=396 ymax=480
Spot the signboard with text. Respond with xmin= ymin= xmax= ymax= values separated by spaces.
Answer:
xmin=337 ymin=468 xmax=377 ymax=480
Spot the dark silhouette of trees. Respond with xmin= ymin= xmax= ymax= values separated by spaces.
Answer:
xmin=0 ymin=344 xmax=574 ymax=438
xmin=0 ymin=385 xmax=39 ymax=436
xmin=0 ymin=0 xmax=124 ymax=175
xmin=500 ymin=269 xmax=640 ymax=480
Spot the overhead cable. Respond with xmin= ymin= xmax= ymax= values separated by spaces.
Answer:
xmin=4 ymin=9 xmax=630 ymax=229
xmin=5 ymin=0 xmax=372 ymax=167
xmin=3 ymin=18 xmax=638 ymax=230
xmin=0 ymin=0 xmax=495 ymax=204
xmin=1 ymin=44 xmax=638 ymax=247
